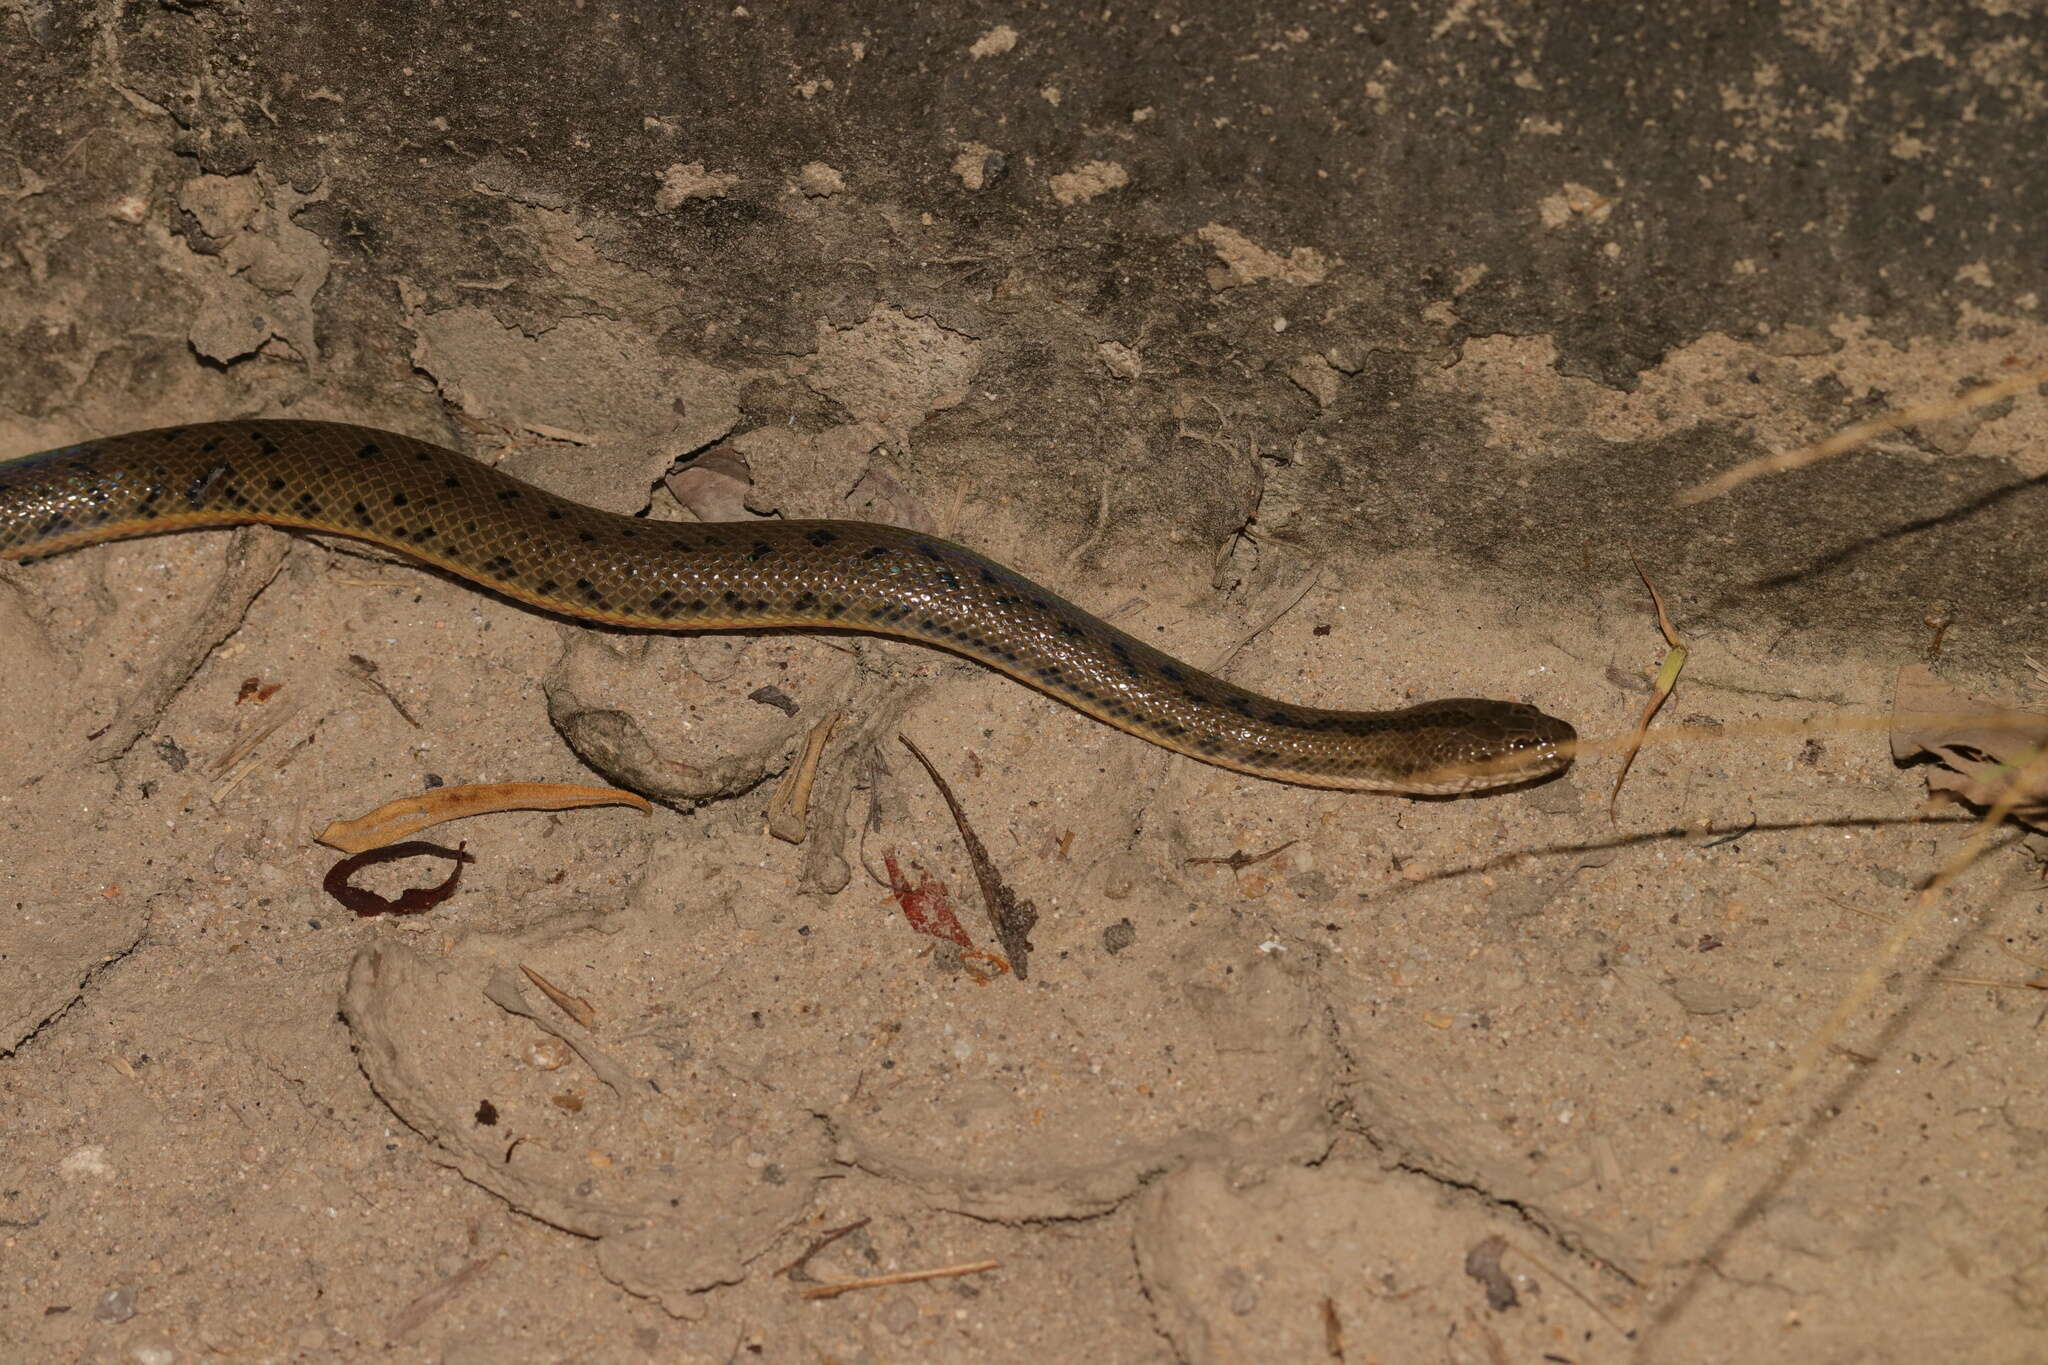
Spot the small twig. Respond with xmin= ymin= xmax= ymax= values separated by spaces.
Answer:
xmin=1609 ymin=545 xmax=1687 ymax=821
xmin=521 ymin=965 xmax=597 ymax=1029
xmin=776 ymin=1216 xmax=871 ymax=1279
xmin=1699 ymin=816 xmax=1757 ymax=849
xmin=1500 ymin=1241 xmax=1630 ymax=1336
xmin=346 ymin=654 xmax=422 ymax=729
xmin=1205 ymin=561 xmax=1321 ymax=676
xmin=1185 ymin=839 xmax=1298 ymax=871
xmin=385 ymin=1254 xmax=499 ymax=1342
xmin=211 ymin=701 xmax=301 ymax=776
xmin=1675 ymin=362 xmax=2048 ymax=504
xmin=767 ymin=709 xmax=844 ymax=844
xmin=484 ymin=968 xmax=640 ymax=1096
xmin=1935 ymin=974 xmax=2048 ymax=991
xmin=800 ymin=1259 xmax=999 ymax=1300
xmin=92 ymin=527 xmax=291 ymax=763
xmin=1062 ymin=455 xmax=1121 ymax=574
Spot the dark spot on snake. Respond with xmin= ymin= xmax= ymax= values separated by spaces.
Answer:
xmin=391 ymin=491 xmax=409 ymax=507
xmin=722 ymin=590 xmax=751 ymax=612
xmin=791 ymin=591 xmax=817 ymax=612
xmin=824 ymin=603 xmax=846 ymax=618
xmin=267 ymin=475 xmax=287 ymax=493
xmin=979 ymin=568 xmax=998 ymax=585
xmin=577 ymin=530 xmax=596 ymax=544
xmin=1225 ymin=696 xmax=1254 ymax=718
xmin=862 ymin=545 xmax=891 ymax=560
xmin=647 ymin=589 xmax=680 ymax=617
xmin=1059 ymin=622 xmax=1084 ymax=639
xmin=482 ymin=554 xmax=515 ymax=577
xmin=537 ymin=578 xmax=559 ymax=595
xmin=356 ymin=443 xmax=382 ymax=461
xmin=201 ymin=438 xmax=222 ymax=455
xmin=667 ymin=536 xmax=694 ymax=553
xmin=253 ymin=431 xmax=281 ymax=457
xmin=917 ymin=542 xmax=944 ymax=561
xmin=546 ymin=507 xmax=564 ymax=521
xmin=576 ymin=578 xmax=607 ymax=605
xmin=414 ymin=448 xmax=434 ymax=462
xmin=443 ymin=476 xmax=462 ymax=490
xmin=937 ymin=570 xmax=960 ymax=590
xmin=412 ymin=527 xmax=438 ymax=543
xmin=496 ymin=488 xmax=524 ymax=502
xmin=184 ymin=463 xmax=231 ymax=508
xmin=749 ymin=541 xmax=774 ymax=562
xmin=806 ymin=528 xmax=838 ymax=548
xmin=619 ymin=527 xmax=638 ymax=539
xmin=36 ymin=512 xmax=75 ymax=537
xmin=350 ymin=500 xmax=373 ymax=525
xmin=1159 ymin=663 xmax=1184 ymax=682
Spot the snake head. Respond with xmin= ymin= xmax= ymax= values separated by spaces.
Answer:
xmin=1396 ymin=699 xmax=1577 ymax=795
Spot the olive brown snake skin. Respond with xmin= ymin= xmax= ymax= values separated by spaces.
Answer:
xmin=0 ymin=420 xmax=1574 ymax=793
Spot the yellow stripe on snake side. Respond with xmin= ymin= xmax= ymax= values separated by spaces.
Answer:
xmin=0 ymin=420 xmax=1574 ymax=793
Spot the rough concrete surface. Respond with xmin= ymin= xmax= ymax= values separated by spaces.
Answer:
xmin=1 ymin=2 xmax=2045 ymax=1361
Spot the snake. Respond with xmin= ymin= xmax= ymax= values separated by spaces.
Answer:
xmin=0 ymin=420 xmax=1574 ymax=793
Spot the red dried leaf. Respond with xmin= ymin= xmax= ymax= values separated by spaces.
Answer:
xmin=882 ymin=853 xmax=973 ymax=950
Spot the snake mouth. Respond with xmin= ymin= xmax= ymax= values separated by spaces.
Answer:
xmin=1482 ymin=705 xmax=1578 ymax=777
xmin=1512 ymin=708 xmax=1579 ymax=763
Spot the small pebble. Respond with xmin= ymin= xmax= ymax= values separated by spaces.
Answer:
xmin=880 ymin=1294 xmax=919 ymax=1334
xmin=525 ymin=1038 xmax=572 ymax=1070
xmin=94 ymin=1285 xmax=139 ymax=1323
xmin=1102 ymin=918 xmax=1136 ymax=954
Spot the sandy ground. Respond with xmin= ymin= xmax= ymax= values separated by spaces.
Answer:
xmin=3 ymin=4 xmax=2047 ymax=1363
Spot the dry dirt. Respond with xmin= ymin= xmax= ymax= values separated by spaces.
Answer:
xmin=3 ymin=4 xmax=2047 ymax=1363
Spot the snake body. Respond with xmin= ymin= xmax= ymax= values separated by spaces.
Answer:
xmin=0 ymin=420 xmax=1573 ymax=793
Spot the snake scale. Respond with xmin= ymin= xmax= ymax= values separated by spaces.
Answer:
xmin=0 ymin=420 xmax=1574 ymax=793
